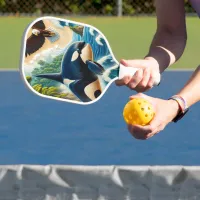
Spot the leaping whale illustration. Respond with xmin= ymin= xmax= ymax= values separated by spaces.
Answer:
xmin=36 ymin=41 xmax=105 ymax=102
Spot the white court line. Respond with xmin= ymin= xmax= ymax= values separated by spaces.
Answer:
xmin=166 ymin=68 xmax=194 ymax=71
xmin=0 ymin=68 xmax=195 ymax=72
xmin=0 ymin=69 xmax=19 ymax=71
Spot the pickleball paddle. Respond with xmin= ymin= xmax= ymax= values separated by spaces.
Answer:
xmin=20 ymin=16 xmax=160 ymax=105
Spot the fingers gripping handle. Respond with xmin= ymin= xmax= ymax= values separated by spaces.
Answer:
xmin=118 ymin=64 xmax=161 ymax=86
xmin=118 ymin=64 xmax=138 ymax=79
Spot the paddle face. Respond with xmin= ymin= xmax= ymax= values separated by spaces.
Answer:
xmin=20 ymin=16 xmax=120 ymax=105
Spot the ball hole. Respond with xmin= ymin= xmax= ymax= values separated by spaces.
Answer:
xmin=141 ymin=108 xmax=144 ymax=111
xmin=145 ymin=114 xmax=148 ymax=117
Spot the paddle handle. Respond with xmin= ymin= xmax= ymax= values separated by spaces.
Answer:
xmin=118 ymin=64 xmax=161 ymax=86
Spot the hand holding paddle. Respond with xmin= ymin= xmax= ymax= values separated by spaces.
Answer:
xmin=116 ymin=57 xmax=161 ymax=92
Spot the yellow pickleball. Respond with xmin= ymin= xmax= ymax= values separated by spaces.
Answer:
xmin=123 ymin=98 xmax=155 ymax=126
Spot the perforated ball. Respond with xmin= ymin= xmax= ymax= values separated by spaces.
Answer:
xmin=123 ymin=98 xmax=155 ymax=126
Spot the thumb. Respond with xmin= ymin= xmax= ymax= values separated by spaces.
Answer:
xmin=129 ymin=93 xmax=146 ymax=100
xmin=130 ymin=94 xmax=157 ymax=109
xmin=149 ymin=112 xmax=161 ymax=132
xmin=120 ymin=59 xmax=147 ymax=68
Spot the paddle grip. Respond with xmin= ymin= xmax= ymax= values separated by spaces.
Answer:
xmin=118 ymin=64 xmax=161 ymax=86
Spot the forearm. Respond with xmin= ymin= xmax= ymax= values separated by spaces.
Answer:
xmin=145 ymin=0 xmax=187 ymax=73
xmin=176 ymin=66 xmax=200 ymax=107
xmin=145 ymin=30 xmax=187 ymax=73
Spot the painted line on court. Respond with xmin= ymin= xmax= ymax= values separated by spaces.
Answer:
xmin=0 ymin=69 xmax=19 ymax=71
xmin=166 ymin=68 xmax=194 ymax=71
xmin=0 ymin=68 xmax=194 ymax=72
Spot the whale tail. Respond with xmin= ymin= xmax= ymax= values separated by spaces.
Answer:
xmin=35 ymin=73 xmax=63 ymax=83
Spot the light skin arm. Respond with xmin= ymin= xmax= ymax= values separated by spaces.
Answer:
xmin=146 ymin=0 xmax=187 ymax=72
xmin=116 ymin=0 xmax=187 ymax=91
xmin=176 ymin=66 xmax=200 ymax=107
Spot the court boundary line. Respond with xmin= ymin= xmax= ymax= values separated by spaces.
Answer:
xmin=0 ymin=68 xmax=195 ymax=72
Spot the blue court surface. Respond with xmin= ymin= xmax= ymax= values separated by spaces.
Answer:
xmin=0 ymin=70 xmax=199 ymax=165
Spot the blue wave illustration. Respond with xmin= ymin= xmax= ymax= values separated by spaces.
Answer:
xmin=73 ymin=27 xmax=110 ymax=61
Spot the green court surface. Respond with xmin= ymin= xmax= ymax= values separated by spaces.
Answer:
xmin=0 ymin=16 xmax=199 ymax=69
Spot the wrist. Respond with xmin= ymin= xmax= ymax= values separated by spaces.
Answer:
xmin=168 ymin=95 xmax=189 ymax=123
xmin=168 ymin=99 xmax=182 ymax=117
xmin=145 ymin=46 xmax=176 ymax=73
xmin=144 ymin=56 xmax=160 ymax=71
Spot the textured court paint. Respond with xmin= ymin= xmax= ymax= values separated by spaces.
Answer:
xmin=0 ymin=71 xmax=200 ymax=165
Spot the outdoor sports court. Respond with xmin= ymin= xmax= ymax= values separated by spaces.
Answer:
xmin=1 ymin=69 xmax=199 ymax=165
xmin=0 ymin=13 xmax=200 ymax=199
xmin=0 ymin=16 xmax=199 ymax=165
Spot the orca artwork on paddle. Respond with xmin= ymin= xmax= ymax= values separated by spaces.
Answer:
xmin=22 ymin=17 xmax=160 ymax=105
xmin=36 ymin=41 xmax=105 ymax=102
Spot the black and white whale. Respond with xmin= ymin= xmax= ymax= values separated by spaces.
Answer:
xmin=36 ymin=41 xmax=105 ymax=102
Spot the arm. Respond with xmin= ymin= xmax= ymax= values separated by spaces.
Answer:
xmin=176 ymin=66 xmax=200 ymax=107
xmin=145 ymin=0 xmax=187 ymax=73
xmin=116 ymin=0 xmax=187 ymax=92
